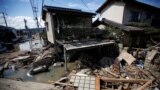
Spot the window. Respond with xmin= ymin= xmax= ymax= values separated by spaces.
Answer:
xmin=130 ymin=11 xmax=141 ymax=22
xmin=45 ymin=22 xmax=49 ymax=31
xmin=146 ymin=13 xmax=151 ymax=20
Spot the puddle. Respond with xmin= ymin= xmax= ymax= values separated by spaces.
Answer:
xmin=3 ymin=62 xmax=76 ymax=83
xmin=3 ymin=68 xmax=34 ymax=81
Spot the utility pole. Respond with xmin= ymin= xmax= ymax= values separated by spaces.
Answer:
xmin=30 ymin=0 xmax=42 ymax=44
xmin=0 ymin=12 xmax=8 ymax=27
xmin=24 ymin=18 xmax=32 ymax=50
xmin=24 ymin=18 xmax=28 ymax=29
xmin=30 ymin=0 xmax=39 ymax=31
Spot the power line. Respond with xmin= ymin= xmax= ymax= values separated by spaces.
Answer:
xmin=30 ymin=0 xmax=39 ymax=28
xmin=39 ymin=0 xmax=44 ymax=28
xmin=81 ymin=0 xmax=92 ymax=12
xmin=42 ymin=0 xmax=44 ymax=7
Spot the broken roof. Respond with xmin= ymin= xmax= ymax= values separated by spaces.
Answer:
xmin=42 ymin=5 xmax=95 ymax=20
xmin=94 ymin=18 xmax=143 ymax=31
xmin=96 ymin=0 xmax=160 ymax=13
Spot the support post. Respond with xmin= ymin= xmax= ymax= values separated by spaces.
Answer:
xmin=63 ymin=47 xmax=67 ymax=73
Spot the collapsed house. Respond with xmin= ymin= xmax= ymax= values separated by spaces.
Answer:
xmin=42 ymin=5 xmax=119 ymax=71
xmin=93 ymin=0 xmax=160 ymax=47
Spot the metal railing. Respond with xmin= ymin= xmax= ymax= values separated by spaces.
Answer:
xmin=55 ymin=27 xmax=105 ymax=43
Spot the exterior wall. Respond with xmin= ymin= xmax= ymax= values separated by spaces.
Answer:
xmin=45 ymin=13 xmax=93 ymax=43
xmin=85 ymin=17 xmax=92 ymax=27
xmin=100 ymin=2 xmax=125 ymax=24
xmin=122 ymin=4 xmax=153 ymax=25
xmin=45 ymin=12 xmax=55 ymax=44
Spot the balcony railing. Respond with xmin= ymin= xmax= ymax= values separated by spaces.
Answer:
xmin=55 ymin=27 xmax=105 ymax=44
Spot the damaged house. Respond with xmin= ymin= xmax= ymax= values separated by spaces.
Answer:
xmin=42 ymin=6 xmax=119 ymax=70
xmin=94 ymin=0 xmax=160 ymax=47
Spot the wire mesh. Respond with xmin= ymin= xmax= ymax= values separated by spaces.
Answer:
xmin=55 ymin=27 xmax=105 ymax=43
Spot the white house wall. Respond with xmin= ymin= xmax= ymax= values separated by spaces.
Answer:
xmin=46 ymin=12 xmax=55 ymax=44
xmin=100 ymin=2 xmax=125 ymax=24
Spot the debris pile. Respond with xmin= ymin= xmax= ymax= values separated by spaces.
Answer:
xmin=0 ymin=38 xmax=160 ymax=90
xmin=54 ymin=44 xmax=160 ymax=90
xmin=0 ymin=44 xmax=60 ymax=78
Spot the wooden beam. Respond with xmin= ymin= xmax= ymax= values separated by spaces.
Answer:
xmin=118 ymin=85 xmax=122 ymax=90
xmin=138 ymin=68 xmax=155 ymax=79
xmin=102 ymin=68 xmax=119 ymax=78
xmin=137 ymin=80 xmax=153 ymax=90
xmin=63 ymin=47 xmax=67 ymax=73
xmin=101 ymin=77 xmax=149 ymax=83
xmin=95 ymin=77 xmax=100 ymax=90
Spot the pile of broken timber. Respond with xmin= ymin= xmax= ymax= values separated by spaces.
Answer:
xmin=101 ymin=77 xmax=153 ymax=90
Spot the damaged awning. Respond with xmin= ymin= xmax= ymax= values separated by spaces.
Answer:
xmin=101 ymin=18 xmax=144 ymax=32
xmin=63 ymin=40 xmax=115 ymax=51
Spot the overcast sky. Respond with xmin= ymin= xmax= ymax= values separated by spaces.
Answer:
xmin=0 ymin=0 xmax=160 ymax=29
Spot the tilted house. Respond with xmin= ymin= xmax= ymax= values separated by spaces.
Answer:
xmin=94 ymin=0 xmax=160 ymax=47
xmin=42 ymin=5 xmax=95 ymax=44
xmin=42 ymin=5 xmax=116 ymax=70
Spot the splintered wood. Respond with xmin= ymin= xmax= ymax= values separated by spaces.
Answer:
xmin=100 ymin=64 xmax=158 ymax=90
xmin=145 ymin=50 xmax=157 ymax=62
xmin=101 ymin=77 xmax=153 ymax=90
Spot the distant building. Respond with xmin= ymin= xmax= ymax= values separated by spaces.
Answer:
xmin=17 ymin=28 xmax=44 ymax=39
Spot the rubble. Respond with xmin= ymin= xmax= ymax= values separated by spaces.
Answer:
xmin=53 ymin=44 xmax=160 ymax=90
xmin=0 ymin=31 xmax=159 ymax=90
xmin=0 ymin=45 xmax=58 ymax=79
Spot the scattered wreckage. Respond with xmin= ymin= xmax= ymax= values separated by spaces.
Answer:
xmin=53 ymin=43 xmax=160 ymax=90
xmin=0 ymin=40 xmax=160 ymax=90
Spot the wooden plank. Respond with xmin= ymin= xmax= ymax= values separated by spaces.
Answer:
xmin=101 ymin=77 xmax=149 ymax=83
xmin=3 ymin=61 xmax=9 ymax=69
xmin=138 ymin=68 xmax=155 ymax=79
xmin=118 ymin=50 xmax=136 ymax=65
xmin=118 ymin=85 xmax=122 ymax=90
xmin=137 ymin=80 xmax=153 ymax=90
xmin=145 ymin=50 xmax=157 ymax=62
xmin=95 ymin=76 xmax=100 ymax=90
xmin=102 ymin=68 xmax=119 ymax=78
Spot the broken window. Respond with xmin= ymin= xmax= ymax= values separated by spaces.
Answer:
xmin=130 ymin=11 xmax=141 ymax=22
xmin=146 ymin=13 xmax=151 ymax=20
